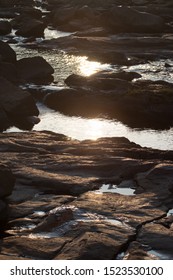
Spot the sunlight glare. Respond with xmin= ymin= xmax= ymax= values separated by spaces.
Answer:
xmin=87 ymin=119 xmax=104 ymax=140
xmin=78 ymin=56 xmax=108 ymax=76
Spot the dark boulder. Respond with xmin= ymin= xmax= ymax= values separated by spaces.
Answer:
xmin=52 ymin=7 xmax=77 ymax=27
xmin=0 ymin=20 xmax=11 ymax=35
xmin=106 ymin=6 xmax=165 ymax=33
xmin=0 ymin=0 xmax=34 ymax=7
xmin=16 ymin=56 xmax=54 ymax=84
xmin=0 ymin=77 xmax=39 ymax=130
xmin=65 ymin=73 xmax=132 ymax=91
xmin=15 ymin=19 xmax=45 ymax=38
xmin=44 ymin=88 xmax=117 ymax=117
xmin=0 ymin=165 xmax=15 ymax=199
xmin=0 ymin=40 xmax=16 ymax=64
xmin=0 ymin=200 xmax=8 ymax=227
xmin=0 ymin=106 xmax=10 ymax=132
xmin=0 ymin=62 xmax=18 ymax=83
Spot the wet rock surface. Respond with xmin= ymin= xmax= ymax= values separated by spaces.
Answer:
xmin=0 ymin=131 xmax=173 ymax=259
xmin=1 ymin=0 xmax=173 ymax=261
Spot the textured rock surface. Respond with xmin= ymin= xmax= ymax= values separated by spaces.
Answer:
xmin=0 ymin=131 xmax=173 ymax=259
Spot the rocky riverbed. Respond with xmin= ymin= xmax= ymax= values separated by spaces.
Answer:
xmin=1 ymin=0 xmax=173 ymax=259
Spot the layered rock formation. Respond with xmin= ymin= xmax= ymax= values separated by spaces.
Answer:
xmin=0 ymin=132 xmax=173 ymax=259
xmin=0 ymin=0 xmax=173 ymax=261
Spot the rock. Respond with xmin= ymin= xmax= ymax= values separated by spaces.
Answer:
xmin=52 ymin=7 xmax=77 ymax=27
xmin=55 ymin=224 xmax=134 ymax=260
xmin=0 ymin=20 xmax=11 ymax=35
xmin=32 ymin=208 xmax=74 ymax=233
xmin=0 ymin=236 xmax=71 ymax=259
xmin=136 ymin=164 xmax=173 ymax=198
xmin=0 ymin=62 xmax=18 ymax=83
xmin=0 ymin=8 xmax=17 ymax=18
xmin=137 ymin=223 xmax=173 ymax=259
xmin=0 ymin=77 xmax=39 ymax=131
xmin=0 ymin=200 xmax=8 ymax=226
xmin=123 ymin=241 xmax=158 ymax=260
xmin=65 ymin=73 xmax=133 ymax=90
xmin=16 ymin=56 xmax=54 ymax=84
xmin=0 ymin=131 xmax=173 ymax=259
xmin=0 ymin=106 xmax=10 ymax=131
xmin=106 ymin=6 xmax=165 ymax=33
xmin=0 ymin=40 xmax=16 ymax=64
xmin=44 ymin=77 xmax=173 ymax=129
xmin=0 ymin=165 xmax=15 ymax=198
xmin=15 ymin=19 xmax=45 ymax=38
xmin=43 ymin=88 xmax=111 ymax=117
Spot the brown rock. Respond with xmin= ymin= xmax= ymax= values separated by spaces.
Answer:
xmin=16 ymin=56 xmax=54 ymax=84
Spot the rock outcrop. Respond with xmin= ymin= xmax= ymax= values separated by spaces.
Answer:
xmin=0 ymin=131 xmax=173 ymax=259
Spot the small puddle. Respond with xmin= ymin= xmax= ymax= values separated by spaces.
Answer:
xmin=148 ymin=249 xmax=173 ymax=260
xmin=95 ymin=181 xmax=136 ymax=196
xmin=167 ymin=208 xmax=173 ymax=216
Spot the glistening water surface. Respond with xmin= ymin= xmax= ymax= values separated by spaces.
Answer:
xmin=7 ymin=102 xmax=173 ymax=151
xmin=8 ymin=34 xmax=173 ymax=151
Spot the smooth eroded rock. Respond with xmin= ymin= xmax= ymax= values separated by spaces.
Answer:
xmin=16 ymin=56 xmax=54 ymax=84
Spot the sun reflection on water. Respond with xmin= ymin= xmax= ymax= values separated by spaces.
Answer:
xmin=87 ymin=119 xmax=104 ymax=140
xmin=64 ymin=55 xmax=109 ymax=77
xmin=78 ymin=56 xmax=109 ymax=76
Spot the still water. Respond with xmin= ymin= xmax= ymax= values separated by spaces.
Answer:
xmin=8 ymin=34 xmax=173 ymax=151
xmin=7 ymin=102 xmax=173 ymax=151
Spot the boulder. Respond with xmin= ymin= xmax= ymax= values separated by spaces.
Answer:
xmin=0 ymin=8 xmax=17 ymax=18
xmin=0 ymin=21 xmax=11 ymax=35
xmin=0 ymin=40 xmax=16 ymax=64
xmin=15 ymin=19 xmax=45 ymax=38
xmin=107 ymin=6 xmax=165 ymax=33
xmin=0 ymin=77 xmax=39 ymax=130
xmin=43 ymin=88 xmax=116 ymax=117
xmin=0 ymin=0 xmax=34 ymax=7
xmin=0 ymin=200 xmax=8 ymax=226
xmin=52 ymin=7 xmax=77 ymax=27
xmin=0 ymin=165 xmax=15 ymax=198
xmin=65 ymin=73 xmax=133 ymax=90
xmin=0 ymin=106 xmax=10 ymax=131
xmin=0 ymin=62 xmax=18 ymax=83
xmin=16 ymin=56 xmax=54 ymax=84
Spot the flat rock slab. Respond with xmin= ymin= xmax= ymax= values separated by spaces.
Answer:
xmin=0 ymin=131 xmax=173 ymax=259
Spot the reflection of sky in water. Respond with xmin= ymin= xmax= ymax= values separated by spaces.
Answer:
xmin=95 ymin=184 xmax=135 ymax=196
